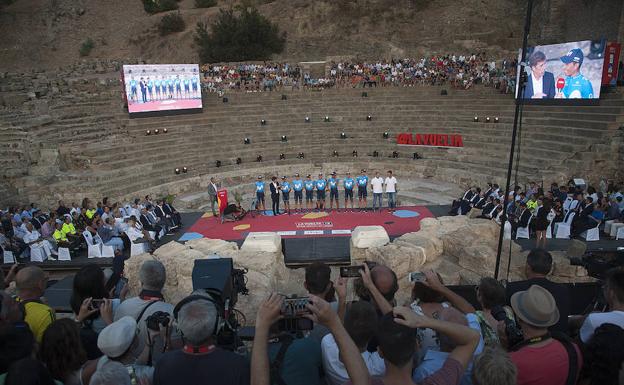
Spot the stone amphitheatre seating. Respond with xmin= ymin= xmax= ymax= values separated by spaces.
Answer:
xmin=0 ymin=66 xmax=622 ymax=207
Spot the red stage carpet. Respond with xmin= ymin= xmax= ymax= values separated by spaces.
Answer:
xmin=185 ymin=206 xmax=433 ymax=241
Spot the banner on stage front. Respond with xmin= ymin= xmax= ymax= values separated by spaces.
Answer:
xmin=396 ymin=133 xmax=463 ymax=148
xmin=602 ymin=42 xmax=621 ymax=86
xmin=122 ymin=64 xmax=202 ymax=114
xmin=217 ymin=189 xmax=228 ymax=214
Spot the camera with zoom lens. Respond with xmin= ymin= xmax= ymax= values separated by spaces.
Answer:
xmin=491 ymin=305 xmax=524 ymax=348
xmin=145 ymin=311 xmax=171 ymax=331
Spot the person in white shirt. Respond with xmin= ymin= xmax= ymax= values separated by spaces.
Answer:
xmin=23 ymin=223 xmax=55 ymax=261
xmin=579 ymin=267 xmax=624 ymax=343
xmin=321 ymin=301 xmax=385 ymax=385
xmin=384 ymin=170 xmax=398 ymax=209
xmin=371 ymin=172 xmax=384 ymax=211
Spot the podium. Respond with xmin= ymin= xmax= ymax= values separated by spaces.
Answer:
xmin=217 ymin=189 xmax=228 ymax=215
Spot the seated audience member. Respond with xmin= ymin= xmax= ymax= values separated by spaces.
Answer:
xmin=114 ymin=260 xmax=179 ymax=362
xmin=474 ymin=277 xmax=515 ymax=346
xmin=162 ymin=200 xmax=182 ymax=227
xmin=139 ymin=208 xmax=162 ymax=241
xmin=512 ymin=201 xmax=531 ymax=232
xmin=580 ymin=323 xmax=624 ymax=385
xmin=571 ymin=197 xmax=597 ymax=237
xmin=96 ymin=317 xmax=154 ymax=385
xmin=153 ymin=292 xmax=249 ymax=385
xmin=23 ymin=222 xmax=56 ymax=260
xmin=15 ymin=266 xmax=55 ymax=342
xmin=62 ymin=215 xmax=80 ymax=243
xmin=5 ymin=357 xmax=59 ymax=385
xmin=477 ymin=197 xmax=496 ymax=218
xmin=39 ymin=318 xmax=96 ymax=385
xmin=473 ymin=191 xmax=488 ymax=209
xmin=57 ymin=200 xmax=71 ymax=217
xmin=89 ymin=361 xmax=132 ymax=385
xmin=507 ymin=285 xmax=582 ymax=385
xmin=322 ymin=301 xmax=385 ymax=385
xmin=506 ymin=249 xmax=570 ymax=334
xmin=449 ymin=187 xmax=476 ymax=215
xmin=471 ymin=346 xmax=517 ymax=385
xmin=578 ymin=267 xmax=624 ymax=344
xmin=96 ymin=218 xmax=124 ymax=252
xmin=125 ymin=217 xmax=155 ymax=246
xmin=153 ymin=199 xmax=176 ymax=230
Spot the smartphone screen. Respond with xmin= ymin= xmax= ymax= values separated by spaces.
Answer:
xmin=340 ymin=265 xmax=364 ymax=278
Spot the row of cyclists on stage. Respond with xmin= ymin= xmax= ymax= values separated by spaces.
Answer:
xmin=253 ymin=170 xmax=399 ymax=215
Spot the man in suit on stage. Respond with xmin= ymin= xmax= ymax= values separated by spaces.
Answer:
xmin=523 ymin=50 xmax=556 ymax=99
xmin=269 ymin=176 xmax=281 ymax=216
xmin=207 ymin=177 xmax=219 ymax=216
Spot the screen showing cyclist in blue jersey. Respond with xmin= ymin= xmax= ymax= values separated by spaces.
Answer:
xmin=315 ymin=173 xmax=327 ymax=211
xmin=356 ymin=169 xmax=369 ymax=210
xmin=328 ymin=172 xmax=340 ymax=211
xmin=281 ymin=176 xmax=291 ymax=214
xmin=254 ymin=175 xmax=265 ymax=212
xmin=557 ymin=48 xmax=593 ymax=99
xmin=292 ymin=173 xmax=303 ymax=211
xmin=304 ymin=175 xmax=315 ymax=210
xmin=343 ymin=171 xmax=355 ymax=210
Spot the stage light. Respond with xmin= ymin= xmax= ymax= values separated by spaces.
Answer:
xmin=324 ymin=116 xmax=330 ymax=122
xmin=281 ymin=94 xmax=287 ymax=100
xmin=413 ymin=152 xmax=422 ymax=160
xmin=333 ymin=150 xmax=339 ymax=157
xmin=305 ymin=116 xmax=310 ymax=123
xmin=154 ymin=129 xmax=159 ymax=134
xmin=298 ymin=152 xmax=305 ymax=159
xmin=236 ymin=157 xmax=242 ymax=164
xmin=340 ymin=132 xmax=347 ymax=139
xmin=256 ymin=155 xmax=263 ymax=162
xmin=146 ymin=130 xmax=151 ymax=135
xmin=352 ymin=150 xmax=358 ymax=157
xmin=392 ymin=151 xmax=399 ymax=158
xmin=261 ymin=119 xmax=266 ymax=125
xmin=362 ymin=92 xmax=368 ymax=98
xmin=163 ymin=128 xmax=168 ymax=133
xmin=216 ymin=160 xmax=221 ymax=167
xmin=281 ymin=135 xmax=287 ymax=142
xmin=494 ymin=117 xmax=499 ymax=123
xmin=174 ymin=168 xmax=180 ymax=174
xmin=244 ymin=137 xmax=250 ymax=145
xmin=182 ymin=167 xmax=188 ymax=173
xmin=486 ymin=117 xmax=491 ymax=123
xmin=366 ymin=115 xmax=372 ymax=121
xmin=474 ymin=116 xmax=478 ymax=122
xmin=383 ymin=132 xmax=389 ymax=139
xmin=223 ymin=97 xmax=228 ymax=103
xmin=373 ymin=151 xmax=379 ymax=157
xmin=279 ymin=153 xmax=285 ymax=160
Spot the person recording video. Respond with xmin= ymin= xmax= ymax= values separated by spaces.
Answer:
xmin=523 ymin=51 xmax=555 ymax=99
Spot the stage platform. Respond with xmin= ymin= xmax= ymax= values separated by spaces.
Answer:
xmin=183 ymin=206 xmax=434 ymax=242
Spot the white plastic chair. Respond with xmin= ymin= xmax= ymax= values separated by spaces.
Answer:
xmin=546 ymin=219 xmax=554 ymax=239
xmin=30 ymin=246 xmax=45 ymax=262
xmin=604 ymin=220 xmax=616 ymax=235
xmin=515 ymin=214 xmax=532 ymax=239
xmin=83 ymin=231 xmax=102 ymax=258
xmin=581 ymin=226 xmax=600 ymax=242
xmin=101 ymin=244 xmax=115 ymax=258
xmin=57 ymin=247 xmax=71 ymax=261
xmin=131 ymin=241 xmax=149 ymax=256
xmin=611 ymin=223 xmax=624 ymax=238
xmin=2 ymin=246 xmax=15 ymax=264
xmin=555 ymin=212 xmax=576 ymax=239
xmin=616 ymin=226 xmax=624 ymax=240
xmin=503 ymin=221 xmax=512 ymax=240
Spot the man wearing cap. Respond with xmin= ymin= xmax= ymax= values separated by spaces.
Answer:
xmin=269 ymin=176 xmax=281 ymax=216
xmin=292 ymin=174 xmax=304 ymax=212
xmin=508 ymin=285 xmax=581 ymax=385
xmin=356 ymin=170 xmax=369 ymax=210
xmin=316 ymin=173 xmax=328 ymax=211
xmin=281 ymin=176 xmax=291 ymax=214
xmin=96 ymin=316 xmax=154 ymax=385
xmin=343 ymin=172 xmax=355 ymax=211
xmin=557 ymin=47 xmax=594 ymax=99
xmin=255 ymin=176 xmax=266 ymax=212
xmin=304 ymin=175 xmax=315 ymax=211
xmin=328 ymin=172 xmax=340 ymax=211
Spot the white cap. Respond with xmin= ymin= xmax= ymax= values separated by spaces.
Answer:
xmin=97 ymin=316 xmax=137 ymax=358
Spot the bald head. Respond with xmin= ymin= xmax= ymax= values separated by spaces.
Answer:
xmin=16 ymin=266 xmax=47 ymax=297
xmin=371 ymin=265 xmax=398 ymax=302
xmin=438 ymin=307 xmax=468 ymax=352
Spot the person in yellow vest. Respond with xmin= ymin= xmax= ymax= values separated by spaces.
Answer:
xmin=15 ymin=266 xmax=55 ymax=342
xmin=62 ymin=215 xmax=81 ymax=244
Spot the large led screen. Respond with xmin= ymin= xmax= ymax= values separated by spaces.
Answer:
xmin=516 ymin=40 xmax=605 ymax=100
xmin=123 ymin=64 xmax=202 ymax=113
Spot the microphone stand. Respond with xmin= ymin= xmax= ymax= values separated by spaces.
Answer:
xmin=494 ymin=0 xmax=534 ymax=280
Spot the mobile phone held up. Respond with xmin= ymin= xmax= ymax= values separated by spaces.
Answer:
xmin=340 ymin=265 xmax=364 ymax=278
xmin=408 ymin=272 xmax=426 ymax=283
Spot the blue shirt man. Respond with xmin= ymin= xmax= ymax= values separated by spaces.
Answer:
xmin=344 ymin=176 xmax=355 ymax=191
xmin=293 ymin=178 xmax=303 ymax=192
xmin=304 ymin=179 xmax=315 ymax=192
xmin=315 ymin=177 xmax=327 ymax=192
xmin=191 ymin=76 xmax=199 ymax=90
xmin=328 ymin=176 xmax=338 ymax=191
xmin=356 ymin=174 xmax=369 ymax=190
xmin=559 ymin=48 xmax=594 ymax=99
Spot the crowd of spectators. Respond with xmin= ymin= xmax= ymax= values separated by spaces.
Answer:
xmin=199 ymin=54 xmax=518 ymax=94
xmin=1 ymin=247 xmax=623 ymax=385
xmin=0 ymin=195 xmax=182 ymax=264
xmin=450 ymin=178 xmax=624 ymax=247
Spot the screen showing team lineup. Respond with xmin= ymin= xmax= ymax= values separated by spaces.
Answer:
xmin=516 ymin=40 xmax=605 ymax=100
xmin=123 ymin=64 xmax=202 ymax=113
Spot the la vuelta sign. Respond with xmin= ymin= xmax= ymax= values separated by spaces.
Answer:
xmin=396 ymin=133 xmax=463 ymax=148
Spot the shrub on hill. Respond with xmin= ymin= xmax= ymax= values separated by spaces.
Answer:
xmin=142 ymin=0 xmax=179 ymax=14
xmin=158 ymin=12 xmax=186 ymax=35
xmin=79 ymin=38 xmax=95 ymax=56
xmin=194 ymin=7 xmax=285 ymax=63
xmin=195 ymin=0 xmax=217 ymax=8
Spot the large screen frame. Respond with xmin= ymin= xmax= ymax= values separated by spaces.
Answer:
xmin=122 ymin=64 xmax=203 ymax=116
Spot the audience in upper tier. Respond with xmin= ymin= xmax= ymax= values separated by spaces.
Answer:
xmin=1 ymin=250 xmax=624 ymax=385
